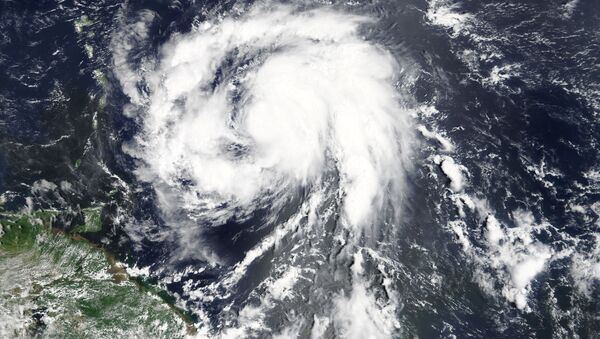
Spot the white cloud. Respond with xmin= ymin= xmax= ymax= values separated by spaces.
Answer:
xmin=115 ymin=4 xmax=413 ymax=239
xmin=571 ymin=234 xmax=600 ymax=297
xmin=426 ymin=0 xmax=473 ymax=36
xmin=332 ymin=251 xmax=400 ymax=339
xmin=434 ymin=155 xmax=467 ymax=192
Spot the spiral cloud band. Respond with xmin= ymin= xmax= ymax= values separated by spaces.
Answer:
xmin=113 ymin=4 xmax=414 ymax=337
xmin=123 ymin=5 xmax=412 ymax=235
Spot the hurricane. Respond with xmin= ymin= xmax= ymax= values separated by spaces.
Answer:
xmin=1 ymin=0 xmax=599 ymax=337
xmin=113 ymin=4 xmax=414 ymax=337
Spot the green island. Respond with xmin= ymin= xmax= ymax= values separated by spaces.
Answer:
xmin=0 ymin=210 xmax=194 ymax=338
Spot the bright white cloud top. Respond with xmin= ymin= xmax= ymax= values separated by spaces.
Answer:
xmin=118 ymin=5 xmax=412 ymax=233
xmin=114 ymin=5 xmax=413 ymax=337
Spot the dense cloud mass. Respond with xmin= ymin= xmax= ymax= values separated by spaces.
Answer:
xmin=114 ymin=5 xmax=413 ymax=337
xmin=2 ymin=0 xmax=598 ymax=337
xmin=119 ymin=5 xmax=412 ymax=234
